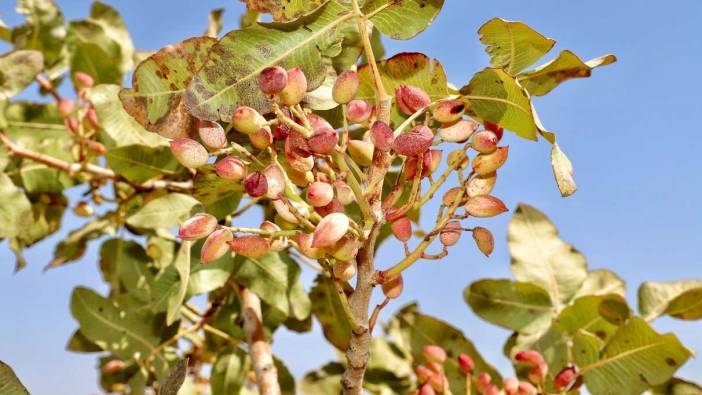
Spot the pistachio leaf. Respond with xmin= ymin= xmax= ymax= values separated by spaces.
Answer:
xmin=551 ymin=141 xmax=577 ymax=197
xmin=465 ymin=279 xmax=554 ymax=332
xmin=363 ymin=0 xmax=444 ymax=40
xmin=518 ymin=51 xmax=616 ymax=96
xmin=638 ymin=280 xmax=702 ymax=321
xmin=185 ymin=1 xmax=354 ymax=120
xmin=461 ymin=68 xmax=548 ymax=140
xmin=0 ymin=360 xmax=30 ymax=395
xmin=241 ymin=0 xmax=329 ymax=22
xmin=120 ymin=36 xmax=216 ymax=138
xmin=508 ymin=204 xmax=588 ymax=307
xmin=0 ymin=50 xmax=44 ymax=100
xmin=478 ymin=18 xmax=555 ymax=74
xmin=574 ymin=317 xmax=692 ymax=395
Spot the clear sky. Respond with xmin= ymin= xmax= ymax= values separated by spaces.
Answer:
xmin=1 ymin=1 xmax=701 ymax=394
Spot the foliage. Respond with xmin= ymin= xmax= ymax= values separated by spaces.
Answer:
xmin=0 ymin=1 xmax=694 ymax=395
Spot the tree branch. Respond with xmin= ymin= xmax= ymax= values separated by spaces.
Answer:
xmin=237 ymin=285 xmax=281 ymax=395
xmin=0 ymin=131 xmax=193 ymax=191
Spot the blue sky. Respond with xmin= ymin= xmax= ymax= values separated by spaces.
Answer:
xmin=1 ymin=1 xmax=701 ymax=393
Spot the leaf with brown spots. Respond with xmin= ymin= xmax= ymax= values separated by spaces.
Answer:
xmin=355 ymin=52 xmax=449 ymax=126
xmin=363 ymin=0 xmax=444 ymax=40
xmin=518 ymin=51 xmax=616 ymax=96
xmin=241 ymin=0 xmax=329 ymax=22
xmin=0 ymin=50 xmax=44 ymax=100
xmin=185 ymin=1 xmax=355 ymax=121
xmin=120 ymin=36 xmax=217 ymax=138
xmin=574 ymin=317 xmax=692 ymax=395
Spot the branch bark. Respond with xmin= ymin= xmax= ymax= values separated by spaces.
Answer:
xmin=0 ymin=131 xmax=192 ymax=191
xmin=238 ymin=286 xmax=281 ymax=395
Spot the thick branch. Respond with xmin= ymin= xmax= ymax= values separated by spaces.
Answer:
xmin=238 ymin=286 xmax=281 ymax=395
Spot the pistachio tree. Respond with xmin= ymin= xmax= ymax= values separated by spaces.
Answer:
xmin=3 ymin=1 xmax=695 ymax=395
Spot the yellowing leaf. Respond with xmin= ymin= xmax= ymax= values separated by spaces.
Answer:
xmin=478 ymin=18 xmax=555 ymax=74
xmin=518 ymin=50 xmax=616 ymax=96
xmin=638 ymin=280 xmax=702 ymax=321
xmin=508 ymin=204 xmax=588 ymax=308
xmin=551 ymin=141 xmax=577 ymax=197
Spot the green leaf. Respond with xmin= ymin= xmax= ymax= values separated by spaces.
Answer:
xmin=0 ymin=173 xmax=33 ymax=239
xmin=49 ymin=212 xmax=116 ymax=269
xmin=310 ymin=274 xmax=352 ymax=350
xmin=231 ymin=252 xmax=311 ymax=321
xmin=356 ymin=52 xmax=449 ymax=126
xmin=518 ymin=51 xmax=616 ymax=96
xmin=0 ymin=50 xmax=44 ymax=100
xmin=575 ymin=317 xmax=692 ymax=395
xmin=460 ymin=68 xmax=547 ymax=141
xmin=557 ymin=295 xmax=623 ymax=343
xmin=120 ymin=36 xmax=216 ymax=138
xmin=91 ymin=84 xmax=168 ymax=149
xmin=166 ymin=242 xmax=191 ymax=325
xmin=275 ymin=357 xmax=297 ymax=395
xmin=188 ymin=241 xmax=235 ymax=295
xmin=12 ymin=0 xmax=67 ymax=73
xmin=3 ymin=102 xmax=77 ymax=193
xmin=365 ymin=337 xmax=414 ymax=394
xmin=551 ymin=141 xmax=577 ymax=197
xmin=185 ymin=1 xmax=354 ymax=120
xmin=65 ymin=20 xmax=126 ymax=85
xmin=466 ymin=279 xmax=554 ymax=332
xmin=574 ymin=269 xmax=626 ymax=298
xmin=193 ymin=166 xmax=243 ymax=219
xmin=210 ymin=347 xmax=248 ymax=395
xmin=12 ymin=193 xmax=67 ymax=254
xmin=478 ymin=18 xmax=555 ymax=74
xmin=0 ymin=360 xmax=30 ymax=395
xmin=300 ymin=362 xmax=344 ymax=395
xmin=386 ymin=303 xmax=502 ymax=394
xmin=160 ymin=358 xmax=188 ymax=395
xmin=66 ymin=329 xmax=102 ymax=353
xmin=638 ymin=280 xmax=702 ymax=321
xmin=105 ymin=144 xmax=181 ymax=183
xmin=363 ymin=0 xmax=444 ymax=40
xmin=88 ymin=1 xmax=135 ymax=75
xmin=70 ymin=287 xmax=170 ymax=378
xmin=664 ymin=287 xmax=702 ymax=320
xmin=126 ymin=193 xmax=202 ymax=230
xmin=242 ymin=0 xmax=329 ymax=22
xmin=508 ymin=204 xmax=588 ymax=307
xmin=101 ymin=238 xmax=155 ymax=302
xmin=651 ymin=378 xmax=702 ymax=395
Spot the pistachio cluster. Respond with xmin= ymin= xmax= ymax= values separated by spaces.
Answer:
xmin=174 ymin=64 xmax=512 ymax=301
xmin=411 ymin=346 xmax=577 ymax=395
